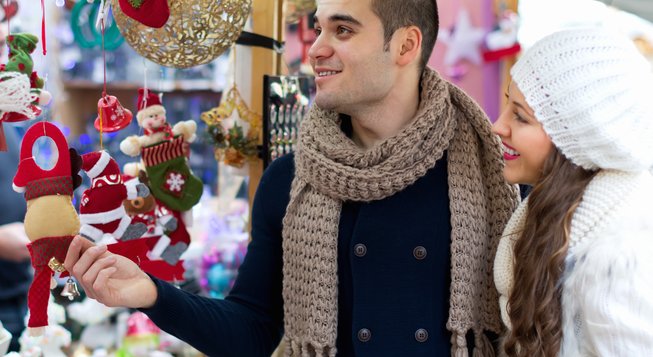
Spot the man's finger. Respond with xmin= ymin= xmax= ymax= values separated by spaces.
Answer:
xmin=70 ymin=244 xmax=108 ymax=281
xmin=94 ymin=267 xmax=117 ymax=305
xmin=64 ymin=236 xmax=95 ymax=273
xmin=81 ymin=255 xmax=117 ymax=295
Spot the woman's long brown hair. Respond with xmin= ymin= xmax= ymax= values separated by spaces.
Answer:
xmin=503 ymin=147 xmax=597 ymax=356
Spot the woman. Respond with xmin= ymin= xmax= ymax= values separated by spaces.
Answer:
xmin=493 ymin=28 xmax=653 ymax=356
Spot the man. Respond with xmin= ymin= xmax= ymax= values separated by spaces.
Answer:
xmin=65 ymin=0 xmax=518 ymax=355
xmin=0 ymin=125 xmax=31 ymax=352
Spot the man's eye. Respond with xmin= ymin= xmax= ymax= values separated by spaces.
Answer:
xmin=314 ymin=28 xmax=322 ymax=36
xmin=337 ymin=26 xmax=352 ymax=35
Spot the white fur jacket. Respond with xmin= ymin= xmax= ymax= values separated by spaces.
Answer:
xmin=494 ymin=170 xmax=653 ymax=356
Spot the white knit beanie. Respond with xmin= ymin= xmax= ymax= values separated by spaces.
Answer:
xmin=511 ymin=28 xmax=653 ymax=172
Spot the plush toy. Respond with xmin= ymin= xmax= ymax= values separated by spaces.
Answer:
xmin=123 ymin=171 xmax=178 ymax=236
xmin=19 ymin=296 xmax=71 ymax=357
xmin=12 ymin=122 xmax=83 ymax=335
xmin=120 ymin=88 xmax=197 ymax=153
xmin=78 ymin=151 xmax=149 ymax=244
xmin=0 ymin=33 xmax=52 ymax=122
xmin=0 ymin=33 xmax=51 ymax=151
xmin=120 ymin=88 xmax=203 ymax=212
xmin=483 ymin=10 xmax=521 ymax=62
xmin=0 ymin=71 xmax=35 ymax=151
xmin=123 ymin=170 xmax=190 ymax=266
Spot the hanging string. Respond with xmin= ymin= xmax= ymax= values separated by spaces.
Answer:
xmin=99 ymin=11 xmax=107 ymax=150
xmin=158 ymin=65 xmax=163 ymax=94
xmin=40 ymin=0 xmax=46 ymax=55
xmin=6 ymin=0 xmax=10 ymax=37
xmin=233 ymin=45 xmax=237 ymax=89
xmin=143 ymin=59 xmax=148 ymax=93
xmin=141 ymin=58 xmax=148 ymax=135
xmin=142 ymin=61 xmax=149 ymax=107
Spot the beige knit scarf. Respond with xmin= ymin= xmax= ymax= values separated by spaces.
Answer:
xmin=282 ymin=68 xmax=519 ymax=357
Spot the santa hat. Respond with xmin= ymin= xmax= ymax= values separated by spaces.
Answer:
xmin=136 ymin=88 xmax=166 ymax=125
xmin=81 ymin=151 xmax=119 ymax=179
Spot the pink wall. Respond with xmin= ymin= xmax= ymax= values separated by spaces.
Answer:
xmin=429 ymin=0 xmax=501 ymax=121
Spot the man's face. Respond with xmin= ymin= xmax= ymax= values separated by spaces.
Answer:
xmin=310 ymin=0 xmax=396 ymax=114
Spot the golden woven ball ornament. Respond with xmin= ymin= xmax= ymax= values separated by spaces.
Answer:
xmin=111 ymin=0 xmax=252 ymax=68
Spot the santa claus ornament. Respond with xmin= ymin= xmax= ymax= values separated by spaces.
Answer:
xmin=120 ymin=88 xmax=203 ymax=212
xmin=12 ymin=122 xmax=83 ymax=335
xmin=79 ymin=151 xmax=149 ymax=244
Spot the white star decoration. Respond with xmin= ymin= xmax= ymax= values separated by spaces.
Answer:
xmin=439 ymin=8 xmax=485 ymax=66
xmin=222 ymin=108 xmax=251 ymax=136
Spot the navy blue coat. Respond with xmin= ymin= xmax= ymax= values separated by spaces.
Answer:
xmin=143 ymin=151 xmax=458 ymax=356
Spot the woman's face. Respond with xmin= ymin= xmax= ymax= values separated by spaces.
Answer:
xmin=492 ymin=82 xmax=553 ymax=185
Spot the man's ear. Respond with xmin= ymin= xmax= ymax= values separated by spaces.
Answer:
xmin=395 ymin=26 xmax=422 ymax=67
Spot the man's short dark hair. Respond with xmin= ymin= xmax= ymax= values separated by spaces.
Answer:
xmin=371 ymin=0 xmax=439 ymax=71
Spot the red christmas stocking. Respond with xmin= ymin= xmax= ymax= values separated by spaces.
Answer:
xmin=118 ymin=0 xmax=170 ymax=28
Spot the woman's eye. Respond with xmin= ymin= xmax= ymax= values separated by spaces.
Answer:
xmin=513 ymin=113 xmax=527 ymax=123
xmin=314 ymin=28 xmax=322 ymax=36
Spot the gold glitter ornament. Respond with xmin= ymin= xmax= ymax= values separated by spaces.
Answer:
xmin=111 ymin=0 xmax=252 ymax=68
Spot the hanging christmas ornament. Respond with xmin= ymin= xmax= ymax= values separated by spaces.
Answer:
xmin=119 ymin=88 xmax=203 ymax=212
xmin=12 ymin=122 xmax=83 ymax=336
xmin=0 ymin=33 xmax=52 ymax=150
xmin=1 ymin=33 xmax=51 ymax=110
xmin=93 ymin=2 xmax=133 ymax=135
xmin=60 ymin=277 xmax=81 ymax=301
xmin=94 ymin=95 xmax=133 ymax=132
xmin=78 ymin=151 xmax=150 ymax=244
xmin=110 ymin=0 xmax=251 ymax=68
xmin=483 ymin=8 xmax=521 ymax=62
xmin=202 ymin=85 xmax=261 ymax=169
xmin=0 ymin=72 xmax=38 ymax=151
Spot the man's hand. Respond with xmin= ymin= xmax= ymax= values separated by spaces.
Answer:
xmin=64 ymin=236 xmax=158 ymax=309
xmin=0 ymin=222 xmax=30 ymax=262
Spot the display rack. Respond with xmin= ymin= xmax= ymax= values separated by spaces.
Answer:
xmin=261 ymin=75 xmax=315 ymax=168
